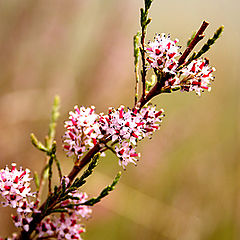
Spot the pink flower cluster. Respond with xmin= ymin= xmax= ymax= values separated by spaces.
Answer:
xmin=179 ymin=58 xmax=215 ymax=95
xmin=63 ymin=106 xmax=100 ymax=158
xmin=37 ymin=214 xmax=85 ymax=240
xmin=163 ymin=58 xmax=215 ymax=95
xmin=0 ymin=163 xmax=38 ymax=232
xmin=37 ymin=190 xmax=91 ymax=240
xmin=146 ymin=33 xmax=180 ymax=74
xmin=61 ymin=191 xmax=92 ymax=218
xmin=146 ymin=34 xmax=215 ymax=95
xmin=63 ymin=105 xmax=164 ymax=168
xmin=99 ymin=106 xmax=164 ymax=168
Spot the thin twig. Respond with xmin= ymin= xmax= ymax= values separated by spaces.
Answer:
xmin=134 ymin=33 xmax=140 ymax=105
xmin=134 ymin=65 xmax=139 ymax=105
xmin=37 ymin=156 xmax=49 ymax=199
xmin=178 ymin=21 xmax=209 ymax=66
xmin=104 ymin=144 xmax=116 ymax=155
xmin=140 ymin=31 xmax=147 ymax=99
xmin=54 ymin=156 xmax=62 ymax=181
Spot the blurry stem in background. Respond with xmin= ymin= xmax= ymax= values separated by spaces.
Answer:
xmin=37 ymin=156 xmax=50 ymax=199
xmin=32 ymin=96 xmax=60 ymax=199
xmin=45 ymin=96 xmax=60 ymax=150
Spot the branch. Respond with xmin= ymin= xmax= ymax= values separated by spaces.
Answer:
xmin=139 ymin=0 xmax=153 ymax=99
xmin=190 ymin=25 xmax=224 ymax=61
xmin=80 ymin=172 xmax=121 ymax=206
xmin=67 ymin=143 xmax=102 ymax=184
xmin=178 ymin=21 xmax=209 ymax=66
xmin=134 ymin=32 xmax=141 ymax=104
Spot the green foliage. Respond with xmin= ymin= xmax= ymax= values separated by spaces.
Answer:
xmin=134 ymin=32 xmax=141 ymax=103
xmin=145 ymin=0 xmax=154 ymax=11
xmin=146 ymin=75 xmax=156 ymax=93
xmin=189 ymin=26 xmax=224 ymax=62
xmin=30 ymin=133 xmax=48 ymax=153
xmin=50 ymin=208 xmax=68 ymax=214
xmin=140 ymin=0 xmax=154 ymax=30
xmin=30 ymin=95 xmax=60 ymax=154
xmin=187 ymin=32 xmax=196 ymax=47
xmin=69 ymin=153 xmax=100 ymax=191
xmin=61 ymin=177 xmax=66 ymax=194
xmin=140 ymin=9 xmax=152 ymax=30
xmin=51 ymin=171 xmax=121 ymax=214
xmin=134 ymin=32 xmax=141 ymax=65
xmin=48 ymin=152 xmax=54 ymax=193
xmin=54 ymin=155 xmax=62 ymax=180
xmin=34 ymin=171 xmax=40 ymax=191
xmin=30 ymin=96 xmax=62 ymax=192
xmin=46 ymin=95 xmax=60 ymax=150
xmin=82 ymin=172 xmax=121 ymax=206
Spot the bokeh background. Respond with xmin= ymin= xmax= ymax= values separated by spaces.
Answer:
xmin=0 ymin=0 xmax=239 ymax=239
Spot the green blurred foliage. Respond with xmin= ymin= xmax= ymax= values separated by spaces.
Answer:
xmin=0 ymin=0 xmax=239 ymax=239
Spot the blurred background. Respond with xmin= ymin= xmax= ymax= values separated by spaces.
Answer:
xmin=0 ymin=0 xmax=239 ymax=239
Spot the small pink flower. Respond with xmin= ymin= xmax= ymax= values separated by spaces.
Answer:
xmin=63 ymin=104 xmax=164 ymax=168
xmin=146 ymin=33 xmax=180 ymax=74
xmin=61 ymin=191 xmax=92 ymax=219
xmin=0 ymin=163 xmax=35 ymax=208
xmin=63 ymin=106 xmax=101 ymax=159
xmin=0 ymin=163 xmax=38 ymax=232
xmin=37 ymin=213 xmax=86 ymax=240
xmin=179 ymin=58 xmax=215 ymax=95
xmin=99 ymin=105 xmax=164 ymax=168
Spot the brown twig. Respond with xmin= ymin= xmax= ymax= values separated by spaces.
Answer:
xmin=67 ymin=143 xmax=102 ymax=183
xmin=134 ymin=66 xmax=139 ymax=105
xmin=135 ymin=73 xmax=172 ymax=109
xmin=140 ymin=30 xmax=147 ymax=99
xmin=178 ymin=21 xmax=209 ymax=66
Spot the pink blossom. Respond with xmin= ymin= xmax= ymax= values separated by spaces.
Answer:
xmin=61 ymin=191 xmax=92 ymax=219
xmin=178 ymin=58 xmax=215 ymax=95
xmin=63 ymin=105 xmax=164 ymax=168
xmin=37 ymin=213 xmax=86 ymax=239
xmin=146 ymin=33 xmax=180 ymax=74
xmin=0 ymin=163 xmax=39 ymax=232
xmin=99 ymin=105 xmax=164 ymax=168
xmin=146 ymin=34 xmax=216 ymax=96
xmin=0 ymin=163 xmax=34 ymax=207
xmin=63 ymin=106 xmax=101 ymax=159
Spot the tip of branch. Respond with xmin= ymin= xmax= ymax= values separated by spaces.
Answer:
xmin=203 ymin=20 xmax=209 ymax=26
xmin=199 ymin=34 xmax=205 ymax=40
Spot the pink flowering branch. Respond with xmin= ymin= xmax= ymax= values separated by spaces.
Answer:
xmin=0 ymin=0 xmax=224 ymax=239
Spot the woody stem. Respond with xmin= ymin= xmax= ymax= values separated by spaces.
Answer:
xmin=178 ymin=21 xmax=209 ymax=66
